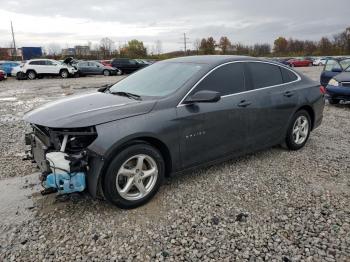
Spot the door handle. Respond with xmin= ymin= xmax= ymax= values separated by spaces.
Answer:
xmin=237 ymin=100 xmax=251 ymax=107
xmin=284 ymin=91 xmax=294 ymax=97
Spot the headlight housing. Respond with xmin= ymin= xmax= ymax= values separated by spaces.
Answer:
xmin=328 ymin=79 xmax=339 ymax=87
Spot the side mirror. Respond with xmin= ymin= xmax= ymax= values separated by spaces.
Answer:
xmin=184 ymin=90 xmax=221 ymax=104
xmin=331 ymin=68 xmax=342 ymax=73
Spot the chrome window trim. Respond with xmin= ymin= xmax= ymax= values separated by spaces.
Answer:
xmin=177 ymin=60 xmax=301 ymax=107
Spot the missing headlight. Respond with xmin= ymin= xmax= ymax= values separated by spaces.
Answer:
xmin=49 ymin=126 xmax=98 ymax=153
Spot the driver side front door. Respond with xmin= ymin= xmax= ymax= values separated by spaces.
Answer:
xmin=176 ymin=62 xmax=249 ymax=169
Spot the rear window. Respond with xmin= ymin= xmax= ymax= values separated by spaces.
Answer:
xmin=324 ymin=60 xmax=341 ymax=72
xmin=280 ymin=67 xmax=298 ymax=83
xmin=248 ymin=62 xmax=283 ymax=89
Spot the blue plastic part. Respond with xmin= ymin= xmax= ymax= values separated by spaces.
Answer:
xmin=44 ymin=172 xmax=86 ymax=194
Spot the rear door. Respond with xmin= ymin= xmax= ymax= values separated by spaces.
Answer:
xmin=31 ymin=60 xmax=46 ymax=74
xmin=244 ymin=62 xmax=299 ymax=149
xmin=177 ymin=62 xmax=250 ymax=168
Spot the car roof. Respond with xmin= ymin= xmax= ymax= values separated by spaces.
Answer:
xmin=165 ymin=55 xmax=269 ymax=66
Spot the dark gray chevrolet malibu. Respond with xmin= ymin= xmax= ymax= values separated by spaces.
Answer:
xmin=24 ymin=55 xmax=325 ymax=208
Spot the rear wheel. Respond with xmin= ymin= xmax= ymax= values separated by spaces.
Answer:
xmin=328 ymin=98 xmax=340 ymax=104
xmin=285 ymin=110 xmax=311 ymax=150
xmin=103 ymin=70 xmax=110 ymax=76
xmin=27 ymin=70 xmax=36 ymax=80
xmin=103 ymin=144 xmax=165 ymax=209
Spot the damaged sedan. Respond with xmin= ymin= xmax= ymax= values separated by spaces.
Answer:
xmin=24 ymin=55 xmax=324 ymax=209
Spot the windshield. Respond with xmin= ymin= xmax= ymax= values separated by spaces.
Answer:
xmin=109 ymin=62 xmax=203 ymax=97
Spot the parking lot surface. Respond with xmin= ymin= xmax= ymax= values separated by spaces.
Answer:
xmin=0 ymin=67 xmax=349 ymax=261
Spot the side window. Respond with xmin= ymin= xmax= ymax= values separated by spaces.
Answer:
xmin=191 ymin=63 xmax=245 ymax=96
xmin=29 ymin=61 xmax=39 ymax=65
xmin=324 ymin=60 xmax=341 ymax=72
xmin=280 ymin=67 xmax=298 ymax=83
xmin=129 ymin=60 xmax=137 ymax=65
xmin=45 ymin=60 xmax=53 ymax=65
xmin=248 ymin=62 xmax=283 ymax=89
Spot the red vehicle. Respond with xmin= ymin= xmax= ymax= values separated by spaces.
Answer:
xmin=100 ymin=60 xmax=112 ymax=67
xmin=287 ymin=58 xmax=313 ymax=67
xmin=0 ymin=70 xmax=7 ymax=81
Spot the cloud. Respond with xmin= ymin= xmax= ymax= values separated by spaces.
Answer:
xmin=0 ymin=0 xmax=348 ymax=52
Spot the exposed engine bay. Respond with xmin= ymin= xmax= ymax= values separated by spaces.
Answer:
xmin=25 ymin=125 xmax=97 ymax=195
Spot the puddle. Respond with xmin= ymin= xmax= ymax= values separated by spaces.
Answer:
xmin=0 ymin=173 xmax=41 ymax=226
xmin=0 ymin=97 xmax=17 ymax=102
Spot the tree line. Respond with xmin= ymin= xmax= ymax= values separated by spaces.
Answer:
xmin=5 ymin=26 xmax=349 ymax=61
xmin=194 ymin=27 xmax=350 ymax=57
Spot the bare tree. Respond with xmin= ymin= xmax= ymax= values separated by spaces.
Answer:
xmin=100 ymin=37 xmax=115 ymax=58
xmin=47 ymin=43 xmax=62 ymax=56
xmin=155 ymin=40 xmax=162 ymax=55
xmin=193 ymin=38 xmax=201 ymax=55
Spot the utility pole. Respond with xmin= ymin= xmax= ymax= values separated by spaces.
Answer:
xmin=183 ymin=33 xmax=190 ymax=55
xmin=10 ymin=21 xmax=17 ymax=60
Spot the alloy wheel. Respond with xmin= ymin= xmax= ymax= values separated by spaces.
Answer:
xmin=116 ymin=154 xmax=158 ymax=201
xmin=292 ymin=115 xmax=309 ymax=145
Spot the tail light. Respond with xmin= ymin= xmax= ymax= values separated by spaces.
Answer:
xmin=320 ymin=85 xmax=326 ymax=94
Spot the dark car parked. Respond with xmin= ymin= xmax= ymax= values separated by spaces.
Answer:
xmin=111 ymin=58 xmax=148 ymax=74
xmin=324 ymin=66 xmax=350 ymax=104
xmin=320 ymin=58 xmax=350 ymax=86
xmin=23 ymin=56 xmax=324 ymax=209
xmin=76 ymin=61 xmax=121 ymax=76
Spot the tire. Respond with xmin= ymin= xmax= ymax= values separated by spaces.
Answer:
xmin=60 ymin=69 xmax=69 ymax=78
xmin=328 ymin=98 xmax=340 ymax=104
xmin=26 ymin=70 xmax=36 ymax=80
xmin=103 ymin=70 xmax=110 ymax=76
xmin=285 ymin=110 xmax=311 ymax=150
xmin=103 ymin=143 xmax=165 ymax=209
xmin=308 ymin=63 xmax=313 ymax=67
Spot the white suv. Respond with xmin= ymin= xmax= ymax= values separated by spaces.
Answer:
xmin=19 ymin=59 xmax=77 ymax=80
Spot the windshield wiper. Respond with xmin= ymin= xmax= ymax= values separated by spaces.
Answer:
xmin=110 ymin=91 xmax=142 ymax=100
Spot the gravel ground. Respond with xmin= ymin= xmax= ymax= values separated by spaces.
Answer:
xmin=0 ymin=67 xmax=350 ymax=261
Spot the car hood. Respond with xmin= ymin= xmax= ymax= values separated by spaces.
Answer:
xmin=23 ymin=92 xmax=156 ymax=128
xmin=334 ymin=72 xmax=350 ymax=82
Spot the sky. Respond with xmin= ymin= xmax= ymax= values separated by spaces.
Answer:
xmin=0 ymin=0 xmax=349 ymax=53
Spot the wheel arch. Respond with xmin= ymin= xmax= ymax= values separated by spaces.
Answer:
xmin=296 ymin=105 xmax=315 ymax=130
xmin=91 ymin=135 xmax=173 ymax=199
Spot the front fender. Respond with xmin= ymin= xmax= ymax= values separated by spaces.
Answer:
xmin=86 ymin=109 xmax=180 ymax=198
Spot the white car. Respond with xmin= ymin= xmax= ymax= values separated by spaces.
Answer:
xmin=17 ymin=59 xmax=77 ymax=80
xmin=313 ymin=58 xmax=327 ymax=66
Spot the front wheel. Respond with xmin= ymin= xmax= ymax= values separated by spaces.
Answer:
xmin=103 ymin=70 xmax=110 ymax=76
xmin=60 ymin=70 xmax=69 ymax=78
xmin=103 ymin=144 xmax=165 ymax=209
xmin=285 ymin=110 xmax=311 ymax=150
